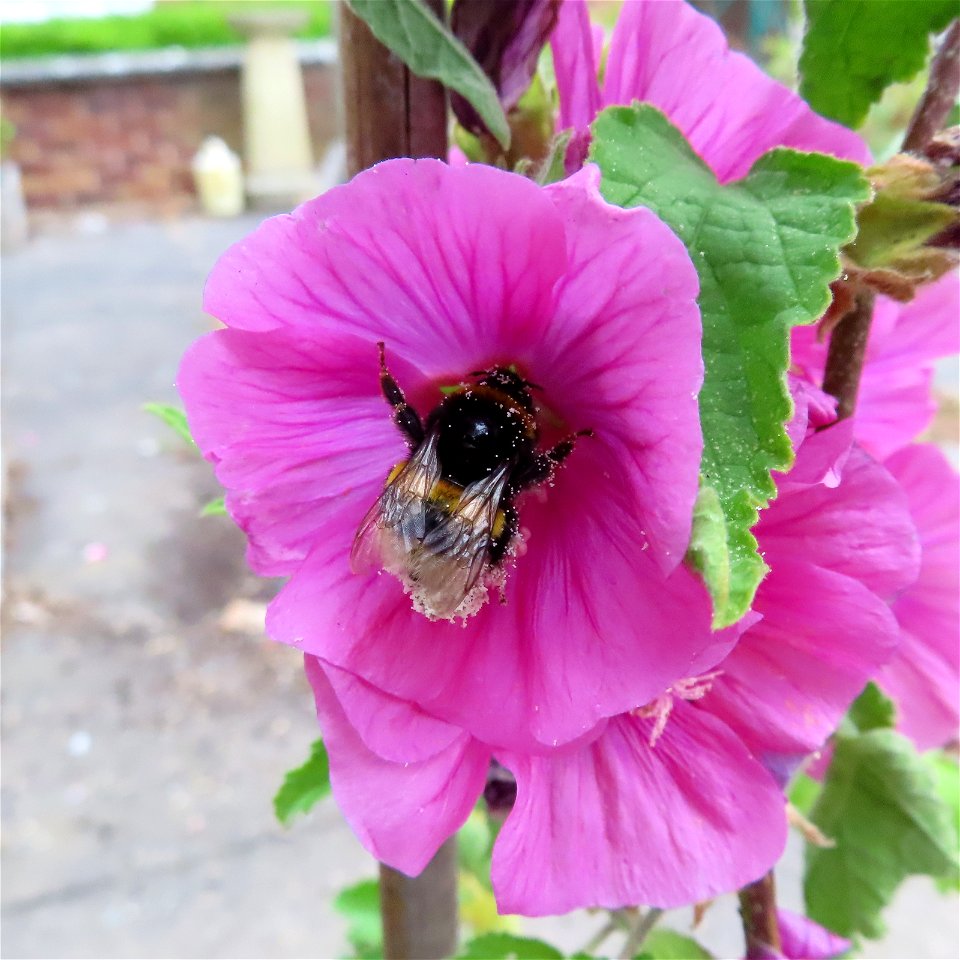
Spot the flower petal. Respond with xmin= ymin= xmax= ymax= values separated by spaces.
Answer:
xmin=540 ymin=166 xmax=703 ymax=569
xmin=269 ymin=483 xmax=719 ymax=752
xmin=304 ymin=657 xmax=489 ymax=876
xmin=549 ymin=0 xmax=602 ymax=133
xmin=601 ymin=0 xmax=870 ymax=183
xmin=758 ymin=446 xmax=920 ymax=599
xmin=203 ymin=159 xmax=568 ymax=376
xmin=880 ymin=444 xmax=960 ymax=748
xmin=792 ymin=275 xmax=960 ymax=460
xmin=776 ymin=909 xmax=850 ymax=960
xmin=491 ymin=703 xmax=786 ymax=914
xmin=178 ymin=327 xmax=412 ymax=576
xmin=705 ymin=560 xmax=900 ymax=764
xmin=319 ymin=659 xmax=464 ymax=763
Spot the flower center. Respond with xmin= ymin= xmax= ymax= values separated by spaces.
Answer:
xmin=632 ymin=671 xmax=722 ymax=747
xmin=356 ymin=347 xmax=590 ymax=622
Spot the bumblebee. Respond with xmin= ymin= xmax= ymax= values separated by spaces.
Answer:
xmin=351 ymin=343 xmax=590 ymax=621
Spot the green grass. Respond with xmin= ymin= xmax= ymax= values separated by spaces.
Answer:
xmin=0 ymin=1 xmax=333 ymax=60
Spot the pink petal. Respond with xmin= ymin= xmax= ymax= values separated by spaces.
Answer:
xmin=792 ymin=275 xmax=960 ymax=460
xmin=542 ymin=165 xmax=703 ymax=568
xmin=491 ymin=703 xmax=786 ymax=914
xmin=601 ymin=0 xmax=870 ymax=184
xmin=550 ymin=0 xmax=602 ymax=133
xmin=879 ymin=271 xmax=960 ymax=366
xmin=204 ymin=159 xmax=568 ymax=376
xmin=268 ymin=483 xmax=719 ymax=752
xmin=880 ymin=444 xmax=960 ymax=748
xmin=776 ymin=909 xmax=850 ymax=959
xmin=178 ymin=328 xmax=410 ymax=576
xmin=304 ymin=657 xmax=489 ymax=875
xmin=781 ymin=379 xmax=853 ymax=490
xmin=320 ymin=660 xmax=464 ymax=764
xmin=758 ymin=446 xmax=920 ymax=599
xmin=705 ymin=560 xmax=900 ymax=763
xmin=259 ymin=164 xmax=713 ymax=753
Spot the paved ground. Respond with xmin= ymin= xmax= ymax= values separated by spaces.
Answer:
xmin=2 ymin=215 xmax=957 ymax=959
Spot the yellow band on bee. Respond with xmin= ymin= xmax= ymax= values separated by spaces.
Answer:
xmin=386 ymin=464 xmax=506 ymax=541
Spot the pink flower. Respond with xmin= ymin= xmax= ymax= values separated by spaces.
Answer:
xmin=776 ymin=909 xmax=851 ymax=959
xmin=178 ymin=158 xmax=715 ymax=756
xmin=792 ymin=272 xmax=960 ymax=750
xmin=746 ymin=910 xmax=850 ymax=959
xmin=791 ymin=272 xmax=960 ymax=461
xmin=701 ymin=381 xmax=920 ymax=781
xmin=551 ymin=0 xmax=870 ymax=179
xmin=879 ymin=444 xmax=960 ymax=749
xmin=306 ymin=649 xmax=789 ymax=915
xmin=298 ymin=380 xmax=916 ymax=916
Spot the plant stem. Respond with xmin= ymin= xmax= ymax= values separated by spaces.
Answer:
xmin=618 ymin=907 xmax=664 ymax=959
xmin=903 ymin=19 xmax=960 ymax=154
xmin=822 ymin=288 xmax=875 ymax=421
xmin=825 ymin=19 xmax=959 ymax=412
xmin=581 ymin=917 xmax=619 ymax=955
xmin=738 ymin=871 xmax=781 ymax=958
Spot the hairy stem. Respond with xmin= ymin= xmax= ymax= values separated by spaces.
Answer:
xmin=822 ymin=288 xmax=876 ymax=420
xmin=618 ymin=907 xmax=664 ymax=959
xmin=581 ymin=918 xmax=619 ymax=955
xmin=738 ymin=871 xmax=781 ymax=958
xmin=903 ymin=19 xmax=960 ymax=153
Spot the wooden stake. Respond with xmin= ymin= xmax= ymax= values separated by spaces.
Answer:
xmin=337 ymin=3 xmax=456 ymax=958
xmin=379 ymin=839 xmax=460 ymax=960
xmin=338 ymin=0 xmax=449 ymax=177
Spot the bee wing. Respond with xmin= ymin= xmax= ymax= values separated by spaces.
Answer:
xmin=407 ymin=461 xmax=512 ymax=618
xmin=350 ymin=430 xmax=443 ymax=576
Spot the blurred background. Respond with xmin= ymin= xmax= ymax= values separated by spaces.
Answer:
xmin=1 ymin=1 xmax=957 ymax=958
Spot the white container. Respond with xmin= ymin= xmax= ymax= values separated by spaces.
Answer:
xmin=191 ymin=136 xmax=244 ymax=217
xmin=1 ymin=160 xmax=29 ymax=253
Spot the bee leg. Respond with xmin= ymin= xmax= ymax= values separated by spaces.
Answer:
xmin=513 ymin=429 xmax=593 ymax=489
xmin=378 ymin=341 xmax=424 ymax=447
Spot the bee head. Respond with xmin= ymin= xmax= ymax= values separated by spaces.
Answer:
xmin=469 ymin=365 xmax=540 ymax=408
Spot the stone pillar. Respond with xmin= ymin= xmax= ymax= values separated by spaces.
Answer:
xmin=230 ymin=10 xmax=317 ymax=208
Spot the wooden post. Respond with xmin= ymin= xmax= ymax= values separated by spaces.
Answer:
xmin=379 ymin=839 xmax=460 ymax=960
xmin=339 ymin=0 xmax=449 ymax=176
xmin=337 ymin=3 xmax=456 ymax=958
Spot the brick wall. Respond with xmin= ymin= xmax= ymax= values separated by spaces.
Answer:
xmin=0 ymin=45 xmax=339 ymax=212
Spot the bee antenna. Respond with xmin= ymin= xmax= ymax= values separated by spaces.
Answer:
xmin=523 ymin=379 xmax=543 ymax=391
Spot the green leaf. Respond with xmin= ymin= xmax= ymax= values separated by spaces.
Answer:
xmin=638 ymin=928 xmax=713 ymax=959
xmin=334 ymin=878 xmax=383 ymax=959
xmin=849 ymin=193 xmax=956 ymax=270
xmin=847 ymin=681 xmax=897 ymax=733
xmin=200 ymin=495 xmax=227 ymax=517
xmin=458 ymin=809 xmax=495 ymax=882
xmin=272 ymin=739 xmax=330 ymax=826
xmin=345 ymin=0 xmax=510 ymax=150
xmin=789 ymin=771 xmax=821 ymax=816
xmin=143 ymin=402 xmax=196 ymax=446
xmin=590 ymin=104 xmax=869 ymax=626
xmin=799 ymin=0 xmax=957 ymax=128
xmin=805 ymin=729 xmax=960 ymax=938
xmin=685 ymin=484 xmax=732 ymax=627
xmin=927 ymin=750 xmax=960 ymax=892
xmin=457 ymin=933 xmax=564 ymax=960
